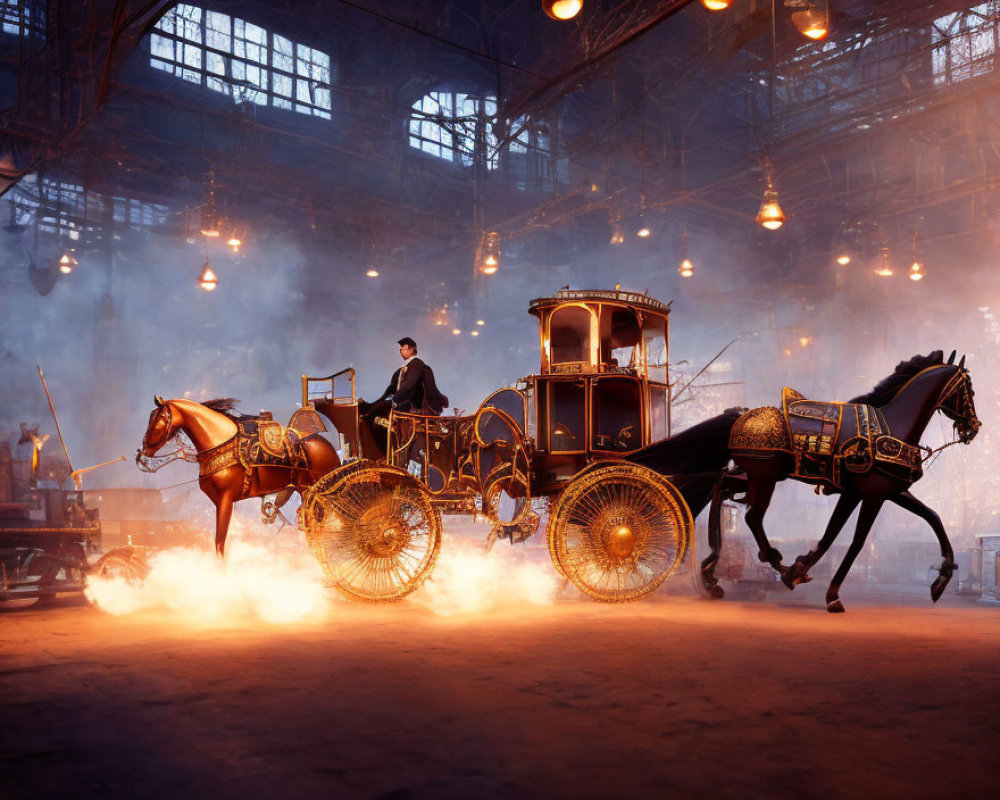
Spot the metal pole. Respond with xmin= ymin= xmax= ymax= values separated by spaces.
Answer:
xmin=36 ymin=365 xmax=74 ymax=485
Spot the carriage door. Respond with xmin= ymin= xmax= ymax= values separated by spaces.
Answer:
xmin=591 ymin=377 xmax=642 ymax=453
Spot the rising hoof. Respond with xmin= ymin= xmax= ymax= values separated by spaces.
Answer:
xmin=930 ymin=576 xmax=949 ymax=603
xmin=826 ymin=598 xmax=845 ymax=613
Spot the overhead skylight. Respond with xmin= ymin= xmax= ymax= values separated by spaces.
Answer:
xmin=932 ymin=2 xmax=999 ymax=85
xmin=151 ymin=4 xmax=332 ymax=119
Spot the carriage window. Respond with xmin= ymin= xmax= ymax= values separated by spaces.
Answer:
xmin=547 ymin=381 xmax=586 ymax=452
xmin=599 ymin=307 xmax=640 ymax=373
xmin=649 ymin=384 xmax=667 ymax=441
xmin=549 ymin=306 xmax=593 ymax=366
xmin=592 ymin=378 xmax=642 ymax=452
xmin=643 ymin=317 xmax=668 ymax=383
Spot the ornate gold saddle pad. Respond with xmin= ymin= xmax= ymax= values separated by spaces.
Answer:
xmin=729 ymin=387 xmax=923 ymax=490
xmin=199 ymin=410 xmax=326 ymax=477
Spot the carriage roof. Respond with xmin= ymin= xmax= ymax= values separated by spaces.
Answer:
xmin=528 ymin=288 xmax=670 ymax=319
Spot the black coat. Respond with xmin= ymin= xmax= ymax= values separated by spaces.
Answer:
xmin=378 ymin=358 xmax=448 ymax=414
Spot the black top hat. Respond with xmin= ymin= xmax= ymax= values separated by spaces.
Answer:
xmin=397 ymin=337 xmax=417 ymax=348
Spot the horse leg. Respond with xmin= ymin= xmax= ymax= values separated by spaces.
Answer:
xmin=826 ymin=497 xmax=884 ymax=613
xmin=783 ymin=492 xmax=860 ymax=589
xmin=889 ymin=491 xmax=957 ymax=602
xmin=700 ymin=478 xmax=730 ymax=599
xmin=742 ymin=459 xmax=787 ymax=580
xmin=214 ymin=493 xmax=236 ymax=558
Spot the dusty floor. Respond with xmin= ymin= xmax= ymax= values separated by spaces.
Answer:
xmin=2 ymin=586 xmax=999 ymax=800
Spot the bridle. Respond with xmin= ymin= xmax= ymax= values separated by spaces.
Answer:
xmin=136 ymin=401 xmax=197 ymax=473
xmin=936 ymin=367 xmax=980 ymax=444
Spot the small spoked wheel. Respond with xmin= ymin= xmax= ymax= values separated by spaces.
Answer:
xmin=547 ymin=464 xmax=692 ymax=602
xmin=94 ymin=549 xmax=150 ymax=584
xmin=303 ymin=464 xmax=441 ymax=602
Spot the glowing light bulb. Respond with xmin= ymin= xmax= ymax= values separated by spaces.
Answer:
xmin=227 ymin=236 xmax=242 ymax=253
xmin=909 ymin=261 xmax=925 ymax=281
xmin=678 ymin=258 xmax=694 ymax=278
xmin=58 ymin=251 xmax=78 ymax=274
xmin=470 ymin=330 xmax=480 ymax=337
xmin=452 ymin=328 xmax=462 ymax=336
xmin=543 ymin=0 xmax=583 ymax=20
xmin=874 ymin=248 xmax=894 ymax=277
xmin=476 ymin=319 xmax=485 ymax=326
xmin=198 ymin=260 xmax=218 ymax=291
xmin=366 ymin=268 xmax=379 ymax=278
xmin=792 ymin=8 xmax=829 ymax=40
xmin=757 ymin=190 xmax=785 ymax=231
xmin=636 ymin=226 xmax=651 ymax=238
xmin=700 ymin=0 xmax=732 ymax=10
xmin=799 ymin=337 xmax=811 ymax=347
xmin=836 ymin=254 xmax=851 ymax=266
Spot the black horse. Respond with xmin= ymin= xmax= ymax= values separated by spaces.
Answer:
xmin=632 ymin=351 xmax=980 ymax=613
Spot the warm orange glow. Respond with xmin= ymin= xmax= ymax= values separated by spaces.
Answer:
xmin=909 ymin=260 xmax=925 ymax=281
xmin=227 ymin=236 xmax=242 ymax=253
xmin=543 ymin=0 xmax=583 ymax=21
xmin=874 ymin=249 xmax=894 ymax=277
xmin=636 ymin=225 xmax=651 ymax=238
xmin=480 ymin=231 xmax=501 ymax=274
xmin=610 ymin=221 xmax=625 ymax=245
xmin=470 ymin=330 xmax=480 ymax=337
xmin=757 ymin=193 xmax=786 ymax=230
xmin=58 ymin=251 xmax=77 ymax=274
xmin=792 ymin=8 xmax=829 ymax=40
xmin=799 ymin=336 xmax=811 ymax=347
xmin=836 ymin=253 xmax=851 ymax=266
xmin=199 ymin=261 xmax=218 ymax=291
xmin=700 ymin=0 xmax=732 ymax=10
xmin=476 ymin=319 xmax=485 ymax=326
xmin=366 ymin=268 xmax=379 ymax=277
xmin=452 ymin=328 xmax=462 ymax=335
xmin=678 ymin=258 xmax=694 ymax=278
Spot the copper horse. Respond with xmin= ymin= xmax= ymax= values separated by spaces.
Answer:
xmin=697 ymin=350 xmax=980 ymax=612
xmin=138 ymin=397 xmax=340 ymax=556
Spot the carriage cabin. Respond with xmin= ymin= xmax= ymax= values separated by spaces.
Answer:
xmin=524 ymin=288 xmax=671 ymax=492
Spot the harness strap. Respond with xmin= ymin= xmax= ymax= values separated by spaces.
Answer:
xmin=197 ymin=436 xmax=240 ymax=478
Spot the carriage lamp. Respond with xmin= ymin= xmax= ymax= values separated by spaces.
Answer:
xmin=542 ymin=0 xmax=582 ymax=20
xmin=198 ymin=259 xmax=218 ymax=291
xmin=790 ymin=1 xmax=830 ymax=40
xmin=874 ymin=247 xmax=894 ymax=277
xmin=700 ymin=0 xmax=732 ymax=10
xmin=58 ymin=250 xmax=78 ymax=274
xmin=678 ymin=258 xmax=694 ymax=278
xmin=909 ymin=260 xmax=925 ymax=281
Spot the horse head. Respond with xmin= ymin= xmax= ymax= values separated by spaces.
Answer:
xmin=140 ymin=396 xmax=177 ymax=458
xmin=938 ymin=359 xmax=980 ymax=444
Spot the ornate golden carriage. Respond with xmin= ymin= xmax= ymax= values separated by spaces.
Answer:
xmin=297 ymin=288 xmax=693 ymax=602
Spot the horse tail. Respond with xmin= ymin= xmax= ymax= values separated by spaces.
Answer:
xmin=627 ymin=407 xmax=743 ymax=518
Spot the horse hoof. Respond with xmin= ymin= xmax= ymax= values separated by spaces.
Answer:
xmin=826 ymin=599 xmax=845 ymax=613
xmin=930 ymin=578 xmax=947 ymax=603
xmin=707 ymin=585 xmax=725 ymax=600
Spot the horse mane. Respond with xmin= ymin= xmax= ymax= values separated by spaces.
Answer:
xmin=200 ymin=397 xmax=244 ymax=419
xmin=849 ymin=351 xmax=944 ymax=406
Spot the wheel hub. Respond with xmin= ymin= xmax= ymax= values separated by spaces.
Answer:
xmin=608 ymin=524 xmax=636 ymax=557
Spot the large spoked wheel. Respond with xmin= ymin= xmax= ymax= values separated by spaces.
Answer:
xmin=547 ymin=464 xmax=693 ymax=602
xmin=302 ymin=463 xmax=441 ymax=602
